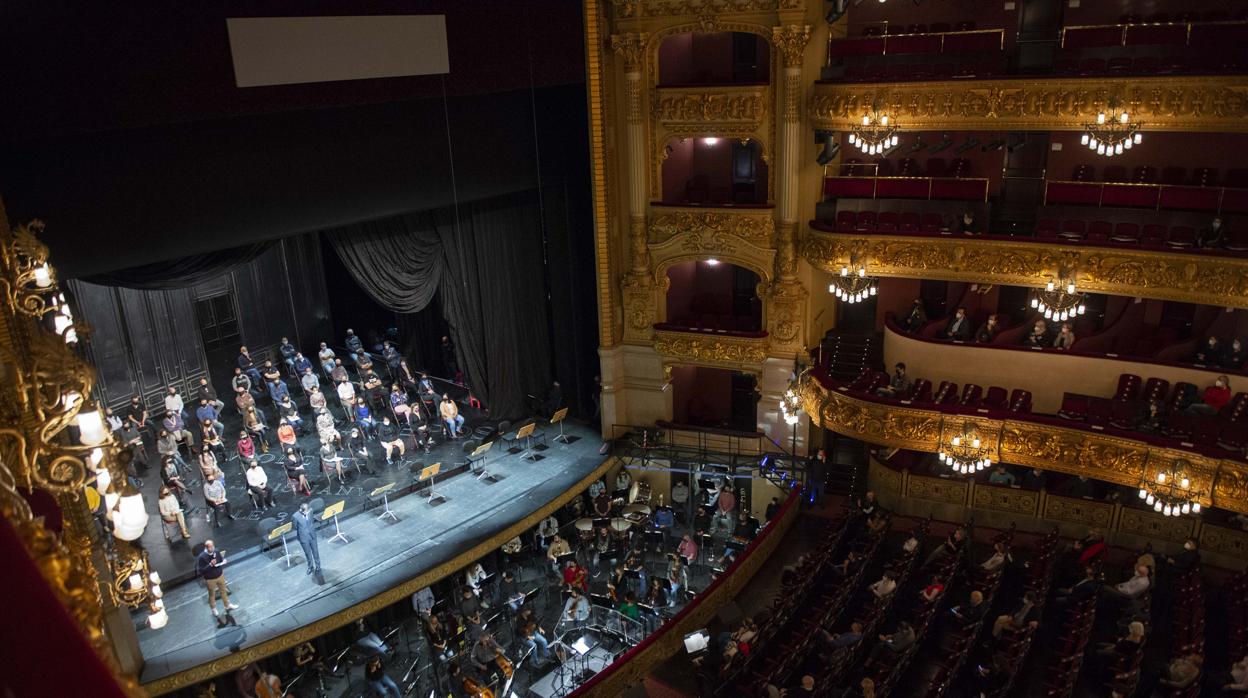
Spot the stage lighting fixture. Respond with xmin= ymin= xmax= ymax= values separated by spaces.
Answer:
xmin=905 ymin=138 xmax=927 ymax=154
xmin=981 ymin=139 xmax=1006 ymax=152
xmin=954 ymin=138 xmax=981 ymax=154
xmin=815 ymin=130 xmax=840 ymax=165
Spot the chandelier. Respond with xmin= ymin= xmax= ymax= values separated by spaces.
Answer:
xmin=829 ymin=260 xmax=878 ymax=304
xmin=847 ymin=111 xmax=899 ymax=156
xmin=780 ymin=380 xmax=802 ymax=426
xmin=1137 ymin=460 xmax=1204 ymax=517
xmin=1029 ymin=272 xmax=1086 ymax=322
xmin=938 ymin=423 xmax=992 ymax=475
xmin=1080 ymin=105 xmax=1142 ymax=158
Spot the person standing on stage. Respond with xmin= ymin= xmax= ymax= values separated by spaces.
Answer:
xmin=293 ymin=502 xmax=322 ymax=576
xmin=614 ymin=468 xmax=632 ymax=499
xmin=440 ymin=335 xmax=458 ymax=378
xmin=440 ymin=394 xmax=464 ymax=439
xmin=197 ymin=540 xmax=239 ymax=619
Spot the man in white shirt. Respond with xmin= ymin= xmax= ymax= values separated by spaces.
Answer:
xmin=164 ymin=386 xmax=187 ymax=421
xmin=1105 ymin=564 xmax=1151 ymax=599
xmin=562 ymin=588 xmax=590 ymax=628
xmin=336 ymin=380 xmax=356 ymax=418
xmin=869 ymin=571 xmax=897 ymax=599
xmin=245 ymin=460 xmax=275 ymax=509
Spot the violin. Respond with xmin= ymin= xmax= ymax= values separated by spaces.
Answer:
xmin=462 ymin=675 xmax=495 ymax=698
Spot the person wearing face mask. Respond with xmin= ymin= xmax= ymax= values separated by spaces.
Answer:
xmin=1186 ymin=375 xmax=1232 ymax=415
xmin=1022 ymin=319 xmax=1048 ymax=347
xmin=937 ymin=307 xmax=971 ymax=341
xmin=974 ymin=315 xmax=998 ymax=344
xmin=1223 ymin=337 xmax=1246 ymax=369
xmin=1053 ymin=322 xmax=1076 ymax=350
xmin=1166 ymin=538 xmax=1200 ymax=572
xmin=902 ymin=299 xmax=927 ymax=333
xmin=1198 ymin=216 xmax=1225 ymax=249
xmin=954 ymin=210 xmax=980 ymax=236
xmin=1193 ymin=336 xmax=1221 ymax=365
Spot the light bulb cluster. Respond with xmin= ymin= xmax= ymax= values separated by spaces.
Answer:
xmin=1029 ymin=276 xmax=1086 ymax=322
xmin=848 ymin=113 xmax=899 ymax=156
xmin=829 ymin=263 xmax=878 ymax=304
xmin=1081 ymin=109 xmax=1143 ymax=158
xmin=1137 ymin=466 xmax=1203 ymax=518
xmin=937 ymin=429 xmax=992 ymax=475
xmin=780 ymin=385 xmax=802 ymax=426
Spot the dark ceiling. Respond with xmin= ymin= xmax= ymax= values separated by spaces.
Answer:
xmin=0 ymin=1 xmax=590 ymax=276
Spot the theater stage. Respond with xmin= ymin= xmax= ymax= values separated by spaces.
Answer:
xmin=136 ymin=420 xmax=606 ymax=686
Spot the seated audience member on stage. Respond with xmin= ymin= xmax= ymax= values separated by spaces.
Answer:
xmin=1186 ymin=375 xmax=1232 ymax=416
xmin=158 ymin=486 xmax=191 ymax=539
xmin=377 ymin=416 xmax=404 ymax=464
xmin=954 ymin=210 xmax=980 ymax=235
xmin=196 ymin=397 xmax=224 ymax=434
xmin=308 ymin=386 xmax=329 ymax=417
xmin=277 ymin=419 xmax=298 ymax=450
xmin=238 ymin=345 xmax=263 ymax=387
xmin=283 ymin=448 xmax=313 ymax=496
xmin=199 ymin=441 xmax=225 ymax=478
xmin=1053 ymin=322 xmax=1076 ymax=350
xmin=390 ymin=385 xmax=412 ymax=425
xmin=203 ymin=474 xmax=234 ymax=526
xmin=354 ymin=398 xmax=378 ymax=438
xmin=235 ymin=386 xmax=265 ymax=424
xmin=1194 ymin=336 xmax=1221 ymax=365
xmin=902 ymin=299 xmax=927 ymax=333
xmin=1022 ymin=319 xmax=1048 ymax=348
xmin=335 ymin=378 xmax=356 ymax=417
xmin=157 ymin=429 xmax=188 ymax=470
xmin=381 ymin=341 xmax=402 ymax=377
xmin=278 ymin=337 xmax=297 ymax=375
xmin=160 ymin=457 xmax=191 ymax=504
xmin=938 ymin=307 xmax=971 ymax=340
xmin=164 ymin=385 xmax=188 ymax=421
xmin=875 ymin=363 xmax=910 ymax=397
xmin=242 ymin=406 xmax=270 ymax=449
xmin=236 ymin=430 xmax=257 ymax=462
xmin=245 ymin=460 xmax=276 ymax=509
xmin=317 ymin=342 xmax=336 ymax=374
xmin=277 ymin=396 xmax=303 ymax=434
xmin=300 ymin=365 xmax=321 ymax=395
xmin=440 ymin=394 xmax=464 ymax=438
xmin=975 ymin=315 xmax=998 ymax=344
xmin=162 ymin=411 xmax=193 ymax=449
xmin=344 ymin=328 xmax=363 ymax=361
xmin=346 ymin=427 xmax=376 ymax=475
xmin=355 ymin=350 xmax=374 ymax=376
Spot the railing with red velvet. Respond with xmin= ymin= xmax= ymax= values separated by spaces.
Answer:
xmin=826 ymin=27 xmax=1006 ymax=62
xmin=1043 ymin=179 xmax=1248 ymax=215
xmin=1060 ymin=19 xmax=1248 ymax=49
xmin=823 ymin=175 xmax=990 ymax=202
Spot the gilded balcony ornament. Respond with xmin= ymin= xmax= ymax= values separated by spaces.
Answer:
xmin=804 ymin=228 xmax=1248 ymax=309
xmin=648 ymin=206 xmax=775 ymax=246
xmin=610 ymin=32 xmax=648 ymax=73
xmin=654 ymin=86 xmax=769 ymax=131
xmin=771 ymin=24 xmax=811 ymax=69
xmin=653 ymin=329 xmax=769 ymax=366
xmin=614 ymin=0 xmax=803 ymax=19
xmin=810 ymin=76 xmax=1248 ymax=133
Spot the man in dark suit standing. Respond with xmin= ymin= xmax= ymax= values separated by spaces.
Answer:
xmin=293 ymin=503 xmax=322 ymax=576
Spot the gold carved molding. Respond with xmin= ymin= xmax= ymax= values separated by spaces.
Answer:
xmin=654 ymin=85 xmax=770 ymax=133
xmin=652 ymin=328 xmax=769 ymax=368
xmin=145 ymin=456 xmax=622 ymax=695
xmin=800 ymin=374 xmax=1248 ymax=515
xmin=611 ymin=0 xmax=803 ymax=20
xmin=810 ymin=75 xmax=1248 ymax=133
xmin=648 ymin=204 xmax=776 ymax=247
xmin=907 ymin=473 xmax=968 ymax=506
xmin=649 ymin=225 xmax=777 ymax=284
xmin=803 ymin=228 xmax=1248 ymax=309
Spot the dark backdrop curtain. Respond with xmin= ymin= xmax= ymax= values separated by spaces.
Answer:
xmin=324 ymin=191 xmax=553 ymax=420
xmin=79 ymin=241 xmax=276 ymax=289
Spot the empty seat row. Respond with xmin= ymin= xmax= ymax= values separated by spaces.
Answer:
xmin=834 ymin=210 xmax=948 ymax=233
xmin=843 ymin=157 xmax=972 ymax=179
xmin=1055 ymin=52 xmax=1247 ymax=76
xmin=841 ymin=59 xmax=1002 ymax=82
xmin=1070 ymin=165 xmax=1239 ymax=188
xmin=860 ymin=21 xmax=977 ymax=36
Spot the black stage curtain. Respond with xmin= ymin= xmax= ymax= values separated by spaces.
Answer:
xmin=325 ymin=191 xmax=553 ymax=420
xmin=80 ymin=241 xmax=276 ymax=289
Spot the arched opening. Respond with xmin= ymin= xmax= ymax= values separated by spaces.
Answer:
xmin=658 ymin=31 xmax=771 ymax=86
xmin=670 ymin=365 xmax=759 ymax=432
xmin=663 ymin=260 xmax=763 ymax=334
xmin=661 ymin=137 xmax=768 ymax=205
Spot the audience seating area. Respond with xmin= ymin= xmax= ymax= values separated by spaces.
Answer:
xmin=824 ymin=176 xmax=989 ymax=203
xmin=1044 ymin=177 xmax=1248 ymax=216
xmin=1057 ymin=18 xmax=1248 ymax=76
xmin=827 ymin=23 xmax=1006 ymax=82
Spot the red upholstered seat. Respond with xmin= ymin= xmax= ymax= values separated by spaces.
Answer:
xmin=1225 ymin=227 xmax=1248 ymax=252
xmin=1087 ymin=398 xmax=1113 ymax=426
xmin=1060 ymin=220 xmax=1086 ymax=240
xmin=855 ymin=211 xmax=877 ymax=230
xmin=1109 ymin=400 xmax=1141 ymax=429
xmin=1193 ymin=418 xmax=1222 ymax=445
xmin=1009 ymin=389 xmax=1032 ymax=413
xmin=982 ymin=386 xmax=1008 ymax=410
xmin=1162 ymin=412 xmax=1194 ymax=441
xmin=836 ymin=210 xmax=857 ymax=231
xmin=1036 ymin=218 xmax=1059 ymax=238
xmin=910 ymin=378 xmax=933 ymax=403
xmin=1110 ymin=222 xmax=1140 ymax=244
xmin=935 ymin=381 xmax=959 ymax=404
xmin=1087 ymin=220 xmax=1112 ymax=243
xmin=961 ymin=384 xmax=983 ymax=407
xmin=1218 ymin=423 xmax=1248 ymax=451
xmin=1114 ymin=374 xmax=1142 ymax=401
xmin=899 ymin=212 xmax=921 ymax=232
xmin=1072 ymin=164 xmax=1095 ymax=182
xmin=920 ymin=213 xmax=944 ymax=233
xmin=1140 ymin=224 xmax=1167 ymax=246
xmin=1142 ymin=377 xmax=1169 ymax=404
xmin=1161 ymin=166 xmax=1187 ymax=185
xmin=1102 ymin=166 xmax=1127 ymax=182
xmin=1192 ymin=167 xmax=1218 ymax=187
xmin=1058 ymin=394 xmax=1088 ymax=420
xmin=1167 ymin=226 xmax=1197 ymax=248
xmin=877 ymin=212 xmax=899 ymax=232
xmin=925 ymin=158 xmax=947 ymax=178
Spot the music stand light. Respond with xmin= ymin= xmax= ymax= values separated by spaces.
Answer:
xmin=420 ymin=462 xmax=445 ymax=503
xmin=371 ymin=482 xmax=399 ymax=522
xmin=268 ymin=521 xmax=295 ymax=567
xmin=322 ymin=500 xmax=349 ymax=544
xmin=550 ymin=407 xmax=578 ymax=444
xmin=515 ymin=422 xmax=543 ymax=462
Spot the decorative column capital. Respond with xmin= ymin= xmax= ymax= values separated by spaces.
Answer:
xmin=772 ymin=24 xmax=811 ymax=69
xmin=610 ymin=33 xmax=648 ymax=73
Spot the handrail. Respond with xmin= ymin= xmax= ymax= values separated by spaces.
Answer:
xmin=1042 ymin=178 xmax=1245 ymax=214
xmin=1059 ymin=18 xmax=1248 ymax=48
xmin=823 ymin=174 xmax=991 ymax=202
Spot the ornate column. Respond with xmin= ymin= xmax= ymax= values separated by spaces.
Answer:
xmin=611 ymin=32 xmax=658 ymax=343
xmin=766 ymin=24 xmax=812 ymax=356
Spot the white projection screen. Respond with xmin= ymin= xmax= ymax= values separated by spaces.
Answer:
xmin=226 ymin=15 xmax=449 ymax=88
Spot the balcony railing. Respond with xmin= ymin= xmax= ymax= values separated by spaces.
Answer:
xmin=823 ymin=175 xmax=989 ymax=202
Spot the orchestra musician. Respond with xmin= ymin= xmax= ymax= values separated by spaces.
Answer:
xmin=593 ymin=490 xmax=612 ymax=518
xmin=468 ymin=632 xmax=510 ymax=685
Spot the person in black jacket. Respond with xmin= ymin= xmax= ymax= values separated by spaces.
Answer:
xmin=1193 ymin=336 xmax=1221 ymax=365
xmin=377 ymin=416 xmax=404 ymax=465
xmin=938 ymin=307 xmax=972 ymax=340
xmin=1223 ymin=337 xmax=1246 ymax=369
xmin=902 ymin=299 xmax=927 ymax=333
xmin=293 ymin=502 xmax=322 ymax=576
xmin=975 ymin=315 xmax=999 ymax=344
xmin=1166 ymin=538 xmax=1200 ymax=573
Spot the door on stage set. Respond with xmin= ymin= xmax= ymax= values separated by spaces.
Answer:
xmin=194 ymin=292 xmax=244 ymax=394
